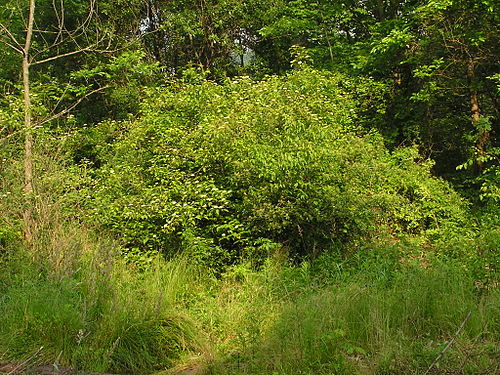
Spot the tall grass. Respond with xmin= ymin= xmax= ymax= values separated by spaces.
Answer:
xmin=1 ymin=229 xmax=498 ymax=374
xmin=0 ymin=228 xmax=205 ymax=373
xmin=193 ymin=258 xmax=499 ymax=375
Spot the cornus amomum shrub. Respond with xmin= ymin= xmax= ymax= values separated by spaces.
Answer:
xmin=79 ymin=71 xmax=468 ymax=267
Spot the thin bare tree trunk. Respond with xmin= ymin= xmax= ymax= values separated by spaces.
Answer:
xmin=22 ymin=0 xmax=36 ymax=243
xmin=1 ymin=0 xmax=109 ymax=244
xmin=319 ymin=9 xmax=334 ymax=68
xmin=469 ymin=69 xmax=480 ymax=125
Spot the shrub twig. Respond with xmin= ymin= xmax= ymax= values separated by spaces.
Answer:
xmin=6 ymin=346 xmax=43 ymax=375
xmin=423 ymin=310 xmax=472 ymax=375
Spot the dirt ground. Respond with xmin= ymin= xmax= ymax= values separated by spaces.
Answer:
xmin=0 ymin=362 xmax=113 ymax=375
xmin=0 ymin=362 xmax=202 ymax=375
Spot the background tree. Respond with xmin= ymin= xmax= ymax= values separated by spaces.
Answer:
xmin=409 ymin=0 xmax=498 ymax=175
xmin=0 ymin=0 xmax=112 ymax=242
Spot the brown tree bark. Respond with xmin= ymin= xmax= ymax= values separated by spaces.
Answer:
xmin=468 ymin=59 xmax=490 ymax=170
xmin=22 ymin=0 xmax=36 ymax=243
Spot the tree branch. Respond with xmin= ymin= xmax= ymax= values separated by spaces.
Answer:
xmin=52 ymin=0 xmax=65 ymax=45
xmin=0 ymin=22 xmax=24 ymax=52
xmin=0 ymin=38 xmax=24 ymax=54
xmin=1 ymin=85 xmax=109 ymax=144
xmin=36 ymin=85 xmax=109 ymax=127
xmin=29 ymin=0 xmax=101 ymax=62
xmin=0 ymin=129 xmax=23 ymax=144
xmin=423 ymin=311 xmax=472 ymax=375
xmin=31 ymin=45 xmax=94 ymax=65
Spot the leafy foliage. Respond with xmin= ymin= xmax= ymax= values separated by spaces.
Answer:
xmin=76 ymin=70 xmax=469 ymax=268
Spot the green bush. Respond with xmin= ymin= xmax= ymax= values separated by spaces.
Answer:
xmin=79 ymin=70 xmax=469 ymax=267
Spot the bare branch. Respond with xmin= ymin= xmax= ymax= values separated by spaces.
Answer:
xmin=424 ymin=311 xmax=472 ymax=375
xmin=31 ymin=45 xmax=94 ymax=65
xmin=28 ymin=0 xmax=101 ymax=61
xmin=1 ymin=84 xmax=108 ymax=144
xmin=60 ymin=0 xmax=97 ymax=42
xmin=31 ymin=29 xmax=61 ymax=34
xmin=0 ymin=129 xmax=23 ymax=144
xmin=34 ymin=18 xmax=51 ymax=47
xmin=47 ymin=85 xmax=71 ymax=118
xmin=0 ymin=22 xmax=24 ymax=52
xmin=52 ymin=0 xmax=65 ymax=44
xmin=0 ymin=38 xmax=24 ymax=54
xmin=81 ymin=0 xmax=97 ymax=31
xmin=36 ymin=85 xmax=109 ymax=127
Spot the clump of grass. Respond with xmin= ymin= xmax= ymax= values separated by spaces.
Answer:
xmin=0 ymin=228 xmax=207 ymax=374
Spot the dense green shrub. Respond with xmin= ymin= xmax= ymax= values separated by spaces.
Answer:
xmin=78 ymin=70 xmax=470 ymax=266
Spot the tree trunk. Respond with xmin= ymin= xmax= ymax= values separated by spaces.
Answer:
xmin=22 ymin=0 xmax=36 ymax=243
xmin=468 ymin=59 xmax=489 ymax=170
xmin=469 ymin=60 xmax=480 ymax=125
xmin=375 ymin=0 xmax=385 ymax=21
